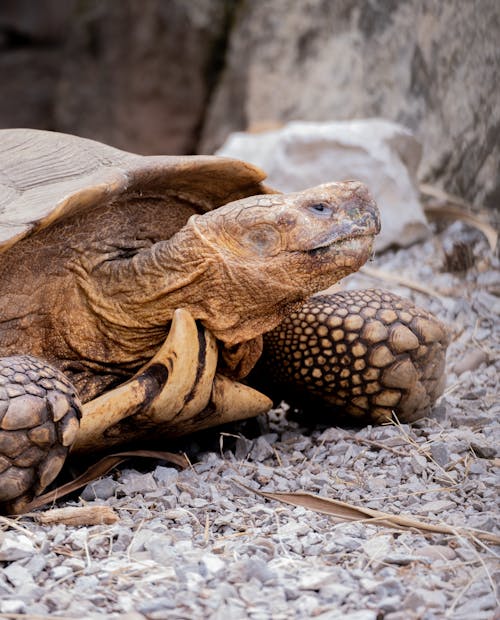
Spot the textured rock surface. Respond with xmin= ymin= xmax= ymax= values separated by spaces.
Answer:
xmin=0 ymin=0 xmax=73 ymax=130
xmin=0 ymin=0 xmax=498 ymax=204
xmin=0 ymin=0 xmax=231 ymax=154
xmin=201 ymin=0 xmax=500 ymax=210
xmin=217 ymin=120 xmax=429 ymax=250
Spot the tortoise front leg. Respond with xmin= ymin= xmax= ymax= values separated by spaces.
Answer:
xmin=0 ymin=356 xmax=81 ymax=513
xmin=73 ymin=308 xmax=217 ymax=453
xmin=253 ymin=289 xmax=449 ymax=424
xmin=74 ymin=308 xmax=272 ymax=452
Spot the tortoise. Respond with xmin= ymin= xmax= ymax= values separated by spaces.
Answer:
xmin=0 ymin=129 xmax=448 ymax=513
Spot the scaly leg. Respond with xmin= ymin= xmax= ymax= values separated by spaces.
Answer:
xmin=74 ymin=308 xmax=271 ymax=451
xmin=253 ymin=289 xmax=449 ymax=423
xmin=0 ymin=356 xmax=80 ymax=512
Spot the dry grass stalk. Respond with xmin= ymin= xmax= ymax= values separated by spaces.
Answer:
xmin=235 ymin=481 xmax=500 ymax=545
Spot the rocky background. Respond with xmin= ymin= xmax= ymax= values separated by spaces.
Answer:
xmin=0 ymin=0 xmax=498 ymax=212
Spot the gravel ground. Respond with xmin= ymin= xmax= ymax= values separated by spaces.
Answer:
xmin=0 ymin=222 xmax=498 ymax=620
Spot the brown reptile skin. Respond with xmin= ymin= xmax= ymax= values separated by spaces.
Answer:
xmin=0 ymin=355 xmax=81 ymax=509
xmin=254 ymin=289 xmax=449 ymax=423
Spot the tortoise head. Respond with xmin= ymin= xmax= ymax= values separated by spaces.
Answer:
xmin=166 ymin=181 xmax=380 ymax=344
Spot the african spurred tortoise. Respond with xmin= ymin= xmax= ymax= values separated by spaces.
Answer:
xmin=0 ymin=129 xmax=447 ymax=512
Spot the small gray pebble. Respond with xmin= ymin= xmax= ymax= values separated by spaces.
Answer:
xmin=249 ymin=436 xmax=275 ymax=462
xmin=0 ymin=600 xmax=26 ymax=614
xmin=3 ymin=563 xmax=34 ymax=588
xmin=377 ymin=596 xmax=402 ymax=612
xmin=138 ymin=597 xmax=176 ymax=614
xmin=235 ymin=436 xmax=253 ymax=459
xmin=471 ymin=441 xmax=497 ymax=459
xmin=81 ymin=476 xmax=118 ymax=500
xmin=50 ymin=565 xmax=73 ymax=580
xmin=244 ymin=558 xmax=276 ymax=583
xmin=153 ymin=465 xmax=179 ymax=487
xmin=468 ymin=460 xmax=487 ymax=474
xmin=430 ymin=442 xmax=450 ymax=466
xmin=119 ymin=471 xmax=158 ymax=494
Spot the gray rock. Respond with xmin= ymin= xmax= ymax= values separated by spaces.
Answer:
xmin=454 ymin=593 xmax=497 ymax=615
xmin=235 ymin=435 xmax=253 ymax=460
xmin=411 ymin=588 xmax=447 ymax=609
xmin=3 ymin=563 xmax=35 ymax=588
xmin=249 ymin=436 xmax=275 ymax=462
xmin=25 ymin=603 xmax=50 ymax=616
xmin=0 ymin=0 xmax=231 ymax=156
xmin=50 ymin=565 xmax=73 ymax=580
xmin=377 ymin=596 xmax=402 ymax=612
xmin=471 ymin=441 xmax=497 ymax=459
xmin=299 ymin=570 xmax=335 ymax=590
xmin=244 ymin=558 xmax=277 ymax=584
xmin=0 ymin=533 xmax=36 ymax=561
xmin=73 ymin=575 xmax=100 ymax=591
xmin=430 ymin=442 xmax=450 ymax=467
xmin=81 ymin=476 xmax=118 ymax=500
xmin=415 ymin=499 xmax=456 ymax=514
xmin=319 ymin=583 xmax=353 ymax=603
xmin=153 ymin=465 xmax=179 ymax=488
xmin=138 ymin=597 xmax=176 ymax=614
xmin=453 ymin=349 xmax=489 ymax=375
xmin=199 ymin=553 xmax=226 ymax=578
xmin=417 ymin=545 xmax=456 ymax=561
xmin=468 ymin=460 xmax=488 ymax=475
xmin=201 ymin=0 xmax=499 ymax=212
xmin=0 ymin=600 xmax=26 ymax=614
xmin=23 ymin=554 xmax=47 ymax=578
xmin=119 ymin=471 xmax=158 ymax=494
xmin=377 ymin=578 xmax=405 ymax=598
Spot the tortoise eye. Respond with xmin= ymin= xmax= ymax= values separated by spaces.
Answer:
xmin=308 ymin=203 xmax=332 ymax=217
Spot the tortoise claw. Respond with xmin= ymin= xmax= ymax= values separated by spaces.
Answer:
xmin=73 ymin=308 xmax=218 ymax=453
xmin=163 ymin=373 xmax=273 ymax=438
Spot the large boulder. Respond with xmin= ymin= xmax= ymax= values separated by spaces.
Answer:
xmin=0 ymin=0 xmax=231 ymax=155
xmin=200 ymin=0 xmax=499 ymax=210
xmin=0 ymin=0 xmax=74 ymax=130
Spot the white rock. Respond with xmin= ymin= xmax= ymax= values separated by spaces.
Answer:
xmin=217 ymin=119 xmax=429 ymax=251
xmin=3 ymin=563 xmax=35 ymax=588
xmin=298 ymin=570 xmax=334 ymax=590
xmin=0 ymin=600 xmax=26 ymax=614
xmin=50 ymin=565 xmax=73 ymax=580
xmin=362 ymin=534 xmax=394 ymax=563
xmin=415 ymin=499 xmax=456 ymax=514
xmin=200 ymin=553 xmax=226 ymax=577
xmin=0 ymin=533 xmax=36 ymax=561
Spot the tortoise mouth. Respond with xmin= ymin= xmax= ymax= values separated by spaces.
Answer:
xmin=307 ymin=232 xmax=375 ymax=257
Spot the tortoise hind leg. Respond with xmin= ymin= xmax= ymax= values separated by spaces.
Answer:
xmin=253 ymin=289 xmax=449 ymax=424
xmin=0 ymin=355 xmax=81 ymax=513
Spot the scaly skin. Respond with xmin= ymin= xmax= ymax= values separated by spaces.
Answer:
xmin=253 ymin=290 xmax=449 ymax=423
xmin=0 ymin=355 xmax=80 ymax=505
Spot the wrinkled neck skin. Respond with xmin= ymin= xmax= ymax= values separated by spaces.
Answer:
xmin=79 ymin=220 xmax=310 ymax=352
